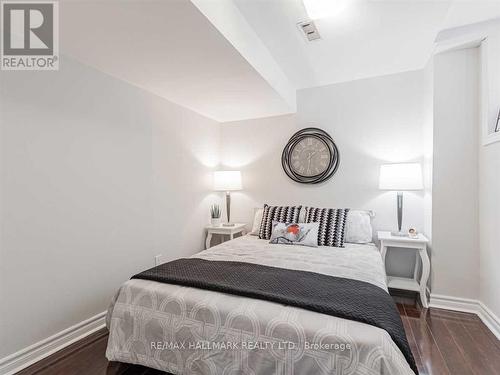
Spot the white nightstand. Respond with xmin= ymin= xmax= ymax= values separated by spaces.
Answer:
xmin=378 ymin=231 xmax=430 ymax=308
xmin=205 ymin=223 xmax=246 ymax=249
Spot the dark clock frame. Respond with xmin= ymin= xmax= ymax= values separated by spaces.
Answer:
xmin=281 ymin=127 xmax=340 ymax=184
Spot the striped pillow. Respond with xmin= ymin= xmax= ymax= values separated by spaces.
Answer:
xmin=258 ymin=204 xmax=302 ymax=240
xmin=304 ymin=207 xmax=350 ymax=247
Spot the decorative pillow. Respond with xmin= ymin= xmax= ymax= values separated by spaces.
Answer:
xmin=269 ymin=222 xmax=319 ymax=247
xmin=304 ymin=207 xmax=350 ymax=247
xmin=249 ymin=207 xmax=264 ymax=235
xmin=298 ymin=207 xmax=306 ymax=223
xmin=345 ymin=210 xmax=374 ymax=244
xmin=259 ymin=204 xmax=302 ymax=240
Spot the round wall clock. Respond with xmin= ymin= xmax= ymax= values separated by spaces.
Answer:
xmin=281 ymin=127 xmax=340 ymax=184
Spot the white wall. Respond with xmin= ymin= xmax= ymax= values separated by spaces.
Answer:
xmin=478 ymin=29 xmax=500 ymax=318
xmin=0 ymin=57 xmax=220 ymax=358
xmin=422 ymin=59 xmax=434 ymax=243
xmin=479 ymin=142 xmax=500 ymax=318
xmin=432 ymin=47 xmax=480 ymax=300
xmin=221 ymin=70 xmax=427 ymax=277
xmin=421 ymin=57 xmax=435 ymax=291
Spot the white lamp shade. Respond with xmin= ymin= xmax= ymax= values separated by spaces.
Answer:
xmin=379 ymin=163 xmax=423 ymax=191
xmin=214 ymin=171 xmax=242 ymax=191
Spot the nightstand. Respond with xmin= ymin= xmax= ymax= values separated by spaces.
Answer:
xmin=378 ymin=231 xmax=430 ymax=308
xmin=205 ymin=223 xmax=246 ymax=249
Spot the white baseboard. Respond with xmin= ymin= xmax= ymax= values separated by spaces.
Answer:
xmin=0 ymin=311 xmax=106 ymax=375
xmin=430 ymin=294 xmax=500 ymax=340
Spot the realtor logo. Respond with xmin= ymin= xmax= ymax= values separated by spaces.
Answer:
xmin=1 ymin=0 xmax=59 ymax=70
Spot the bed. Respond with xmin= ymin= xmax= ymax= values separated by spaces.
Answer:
xmin=105 ymin=235 xmax=416 ymax=375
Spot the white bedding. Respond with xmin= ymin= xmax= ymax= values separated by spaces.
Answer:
xmin=106 ymin=235 xmax=414 ymax=375
xmin=195 ymin=235 xmax=387 ymax=292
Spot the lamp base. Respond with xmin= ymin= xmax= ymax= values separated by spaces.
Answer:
xmin=223 ymin=223 xmax=235 ymax=227
xmin=391 ymin=231 xmax=408 ymax=237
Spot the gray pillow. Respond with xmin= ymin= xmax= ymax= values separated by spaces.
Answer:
xmin=269 ymin=222 xmax=319 ymax=247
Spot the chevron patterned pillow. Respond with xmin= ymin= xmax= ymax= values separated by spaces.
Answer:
xmin=258 ymin=204 xmax=302 ymax=240
xmin=304 ymin=207 xmax=350 ymax=247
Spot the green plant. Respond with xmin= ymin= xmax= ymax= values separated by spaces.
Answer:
xmin=210 ymin=204 xmax=221 ymax=219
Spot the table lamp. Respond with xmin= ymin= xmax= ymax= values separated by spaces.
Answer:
xmin=379 ymin=163 xmax=423 ymax=236
xmin=214 ymin=170 xmax=242 ymax=227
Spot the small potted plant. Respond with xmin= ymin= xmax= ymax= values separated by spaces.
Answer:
xmin=210 ymin=204 xmax=221 ymax=226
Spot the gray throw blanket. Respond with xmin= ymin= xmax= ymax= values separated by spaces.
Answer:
xmin=132 ymin=258 xmax=418 ymax=375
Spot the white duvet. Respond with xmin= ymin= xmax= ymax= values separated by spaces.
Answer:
xmin=106 ymin=235 xmax=414 ymax=375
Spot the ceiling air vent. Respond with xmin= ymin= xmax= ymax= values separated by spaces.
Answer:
xmin=297 ymin=20 xmax=321 ymax=41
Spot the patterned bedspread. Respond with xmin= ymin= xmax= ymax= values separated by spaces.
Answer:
xmin=105 ymin=235 xmax=414 ymax=375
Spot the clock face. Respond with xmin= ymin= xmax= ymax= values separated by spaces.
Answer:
xmin=282 ymin=127 xmax=340 ymax=184
xmin=290 ymin=136 xmax=331 ymax=177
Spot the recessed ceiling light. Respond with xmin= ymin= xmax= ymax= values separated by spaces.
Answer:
xmin=303 ymin=0 xmax=352 ymax=20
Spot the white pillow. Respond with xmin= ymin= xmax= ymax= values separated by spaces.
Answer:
xmin=345 ymin=210 xmax=374 ymax=244
xmin=249 ymin=207 xmax=264 ymax=235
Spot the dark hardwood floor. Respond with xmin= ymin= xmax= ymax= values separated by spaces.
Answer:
xmin=15 ymin=295 xmax=500 ymax=375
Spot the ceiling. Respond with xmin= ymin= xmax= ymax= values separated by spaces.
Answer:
xmin=59 ymin=0 xmax=293 ymax=122
xmin=232 ymin=0 xmax=500 ymax=89
xmin=60 ymin=0 xmax=500 ymax=122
